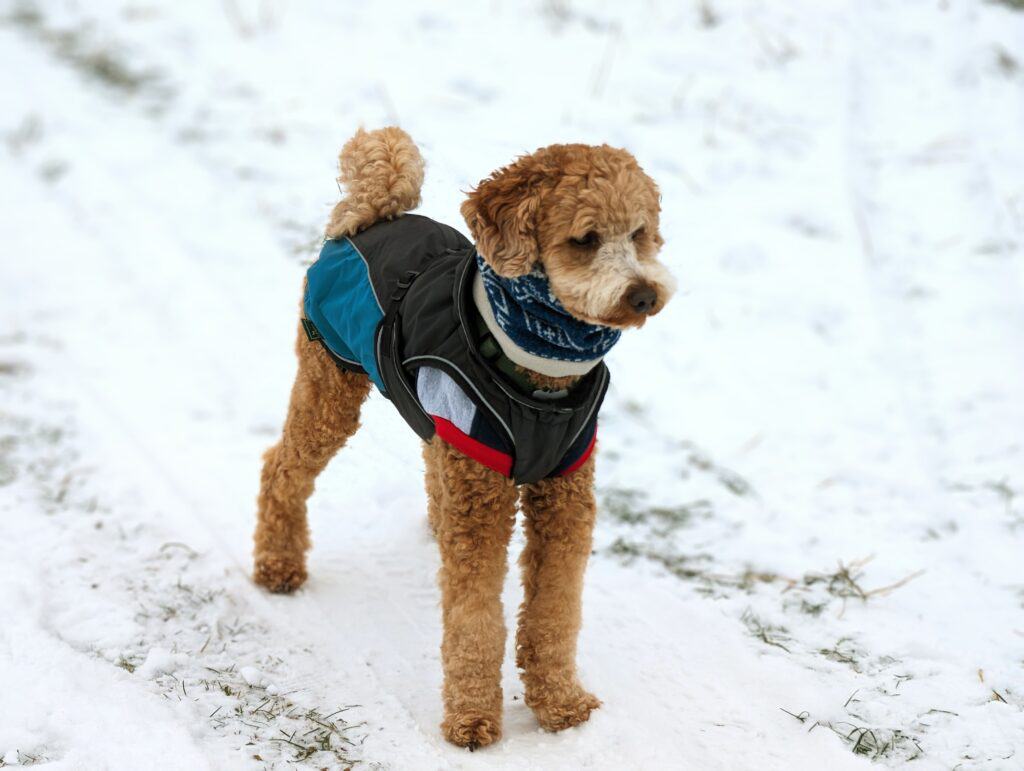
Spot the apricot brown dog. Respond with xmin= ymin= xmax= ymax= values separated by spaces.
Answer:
xmin=254 ymin=126 xmax=674 ymax=748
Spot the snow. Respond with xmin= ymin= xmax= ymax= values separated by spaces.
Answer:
xmin=136 ymin=648 xmax=187 ymax=679
xmin=239 ymin=666 xmax=273 ymax=690
xmin=1 ymin=0 xmax=1022 ymax=769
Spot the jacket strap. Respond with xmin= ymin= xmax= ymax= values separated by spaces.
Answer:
xmin=376 ymin=269 xmax=436 ymax=441
xmin=377 ymin=270 xmax=420 ymax=366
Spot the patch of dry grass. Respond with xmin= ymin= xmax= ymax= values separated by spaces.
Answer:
xmin=2 ymin=1 xmax=171 ymax=100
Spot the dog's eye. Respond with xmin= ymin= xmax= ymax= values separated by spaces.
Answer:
xmin=630 ymin=227 xmax=645 ymax=242
xmin=570 ymin=232 xmax=598 ymax=248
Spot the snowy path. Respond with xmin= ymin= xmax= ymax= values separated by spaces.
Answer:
xmin=2 ymin=1 xmax=1023 ymax=769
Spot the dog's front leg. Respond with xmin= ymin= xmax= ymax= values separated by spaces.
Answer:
xmin=516 ymin=454 xmax=601 ymax=732
xmin=430 ymin=439 xmax=517 ymax=749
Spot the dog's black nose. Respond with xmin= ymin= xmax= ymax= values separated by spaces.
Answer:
xmin=627 ymin=285 xmax=657 ymax=314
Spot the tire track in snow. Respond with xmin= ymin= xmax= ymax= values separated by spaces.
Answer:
xmin=0 ymin=26 xmax=448 ymax=767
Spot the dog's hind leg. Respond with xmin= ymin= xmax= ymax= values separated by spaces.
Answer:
xmin=516 ymin=454 xmax=601 ymax=732
xmin=429 ymin=439 xmax=518 ymax=749
xmin=254 ymin=326 xmax=371 ymax=593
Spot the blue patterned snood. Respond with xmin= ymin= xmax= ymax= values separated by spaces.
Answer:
xmin=475 ymin=251 xmax=621 ymax=363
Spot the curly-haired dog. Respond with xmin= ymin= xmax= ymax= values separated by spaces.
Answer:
xmin=254 ymin=127 xmax=674 ymax=748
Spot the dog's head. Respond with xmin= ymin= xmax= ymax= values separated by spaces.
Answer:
xmin=461 ymin=144 xmax=675 ymax=329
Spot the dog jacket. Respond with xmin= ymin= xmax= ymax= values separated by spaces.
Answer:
xmin=302 ymin=214 xmax=608 ymax=484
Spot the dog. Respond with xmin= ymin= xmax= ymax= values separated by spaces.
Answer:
xmin=254 ymin=127 xmax=674 ymax=748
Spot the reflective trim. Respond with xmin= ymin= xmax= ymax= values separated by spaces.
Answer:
xmin=319 ymin=341 xmax=361 ymax=368
xmin=563 ymin=365 xmax=608 ymax=452
xmin=402 ymin=354 xmax=515 ymax=450
xmin=560 ymin=423 xmax=598 ymax=477
xmin=346 ymin=236 xmax=384 ymax=313
xmin=389 ymin=324 xmax=433 ymax=427
xmin=373 ymin=322 xmax=388 ymax=397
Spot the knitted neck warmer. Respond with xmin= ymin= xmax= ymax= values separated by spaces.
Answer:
xmin=473 ymin=251 xmax=620 ymax=377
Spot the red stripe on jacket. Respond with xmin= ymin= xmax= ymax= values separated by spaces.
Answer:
xmin=431 ymin=416 xmax=514 ymax=477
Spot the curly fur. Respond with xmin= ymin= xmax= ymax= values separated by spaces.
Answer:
xmin=326 ymin=126 xmax=424 ymax=239
xmin=517 ymin=453 xmax=601 ymax=731
xmin=424 ymin=438 xmax=518 ymax=747
xmin=463 ymin=143 xmax=675 ymax=329
xmin=254 ymin=128 xmax=671 ymax=749
xmin=254 ymin=318 xmax=371 ymax=592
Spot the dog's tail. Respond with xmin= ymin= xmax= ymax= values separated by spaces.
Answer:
xmin=325 ymin=127 xmax=425 ymax=239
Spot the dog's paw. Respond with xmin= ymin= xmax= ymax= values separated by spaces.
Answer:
xmin=442 ymin=710 xmax=502 ymax=750
xmin=253 ymin=553 xmax=307 ymax=593
xmin=528 ymin=686 xmax=601 ymax=733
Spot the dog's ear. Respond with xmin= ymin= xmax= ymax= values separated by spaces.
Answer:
xmin=461 ymin=156 xmax=547 ymax=278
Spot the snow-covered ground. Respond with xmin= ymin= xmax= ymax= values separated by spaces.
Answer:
xmin=2 ymin=1 xmax=1023 ymax=768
